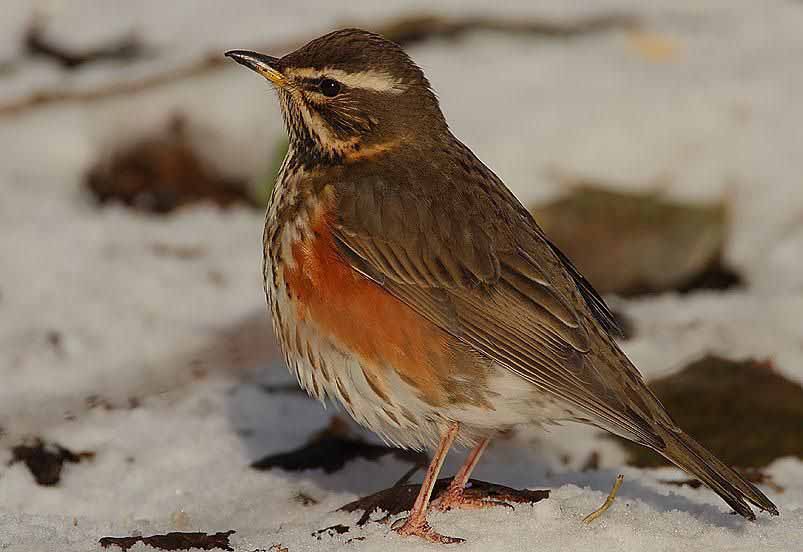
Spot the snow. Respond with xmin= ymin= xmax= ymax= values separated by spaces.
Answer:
xmin=1 ymin=1 xmax=802 ymax=551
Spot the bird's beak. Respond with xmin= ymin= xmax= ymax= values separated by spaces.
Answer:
xmin=225 ymin=50 xmax=286 ymax=86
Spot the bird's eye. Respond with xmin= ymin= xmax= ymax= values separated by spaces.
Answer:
xmin=319 ymin=78 xmax=341 ymax=97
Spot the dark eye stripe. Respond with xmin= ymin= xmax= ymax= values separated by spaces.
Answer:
xmin=298 ymin=76 xmax=342 ymax=96
xmin=299 ymin=77 xmax=323 ymax=87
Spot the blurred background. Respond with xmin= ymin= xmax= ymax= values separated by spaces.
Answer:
xmin=1 ymin=1 xmax=801 ymax=550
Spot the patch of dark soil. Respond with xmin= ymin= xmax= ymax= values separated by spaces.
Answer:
xmin=340 ymin=478 xmax=550 ymax=527
xmin=85 ymin=115 xmax=255 ymax=214
xmin=9 ymin=438 xmax=95 ymax=486
xmin=99 ymin=530 xmax=235 ymax=551
xmin=620 ymin=355 xmax=803 ymax=468
xmin=251 ymin=417 xmax=426 ymax=474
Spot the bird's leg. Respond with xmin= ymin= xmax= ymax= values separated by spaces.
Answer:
xmin=431 ymin=437 xmax=504 ymax=511
xmin=392 ymin=423 xmax=462 ymax=544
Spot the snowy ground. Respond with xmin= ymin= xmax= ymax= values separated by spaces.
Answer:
xmin=1 ymin=1 xmax=802 ymax=550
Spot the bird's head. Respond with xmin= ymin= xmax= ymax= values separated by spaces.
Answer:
xmin=226 ymin=29 xmax=446 ymax=165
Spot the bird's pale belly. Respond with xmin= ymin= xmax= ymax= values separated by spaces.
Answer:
xmin=264 ymin=207 xmax=567 ymax=450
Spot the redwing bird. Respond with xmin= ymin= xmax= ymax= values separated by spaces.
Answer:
xmin=226 ymin=29 xmax=777 ymax=543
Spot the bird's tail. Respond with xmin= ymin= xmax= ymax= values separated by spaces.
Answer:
xmin=652 ymin=422 xmax=778 ymax=520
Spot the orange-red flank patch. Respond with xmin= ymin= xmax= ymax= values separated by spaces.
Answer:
xmin=282 ymin=206 xmax=453 ymax=406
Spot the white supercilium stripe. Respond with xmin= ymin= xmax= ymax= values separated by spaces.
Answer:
xmin=288 ymin=67 xmax=406 ymax=93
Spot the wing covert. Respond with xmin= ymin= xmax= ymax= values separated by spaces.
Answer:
xmin=328 ymin=149 xmax=656 ymax=446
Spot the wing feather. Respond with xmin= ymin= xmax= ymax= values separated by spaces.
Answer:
xmin=329 ymin=146 xmax=658 ymax=446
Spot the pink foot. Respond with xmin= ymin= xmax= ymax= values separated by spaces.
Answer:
xmin=431 ymin=487 xmax=513 ymax=512
xmin=392 ymin=516 xmax=464 ymax=544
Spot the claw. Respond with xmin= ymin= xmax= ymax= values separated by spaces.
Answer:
xmin=392 ymin=516 xmax=464 ymax=544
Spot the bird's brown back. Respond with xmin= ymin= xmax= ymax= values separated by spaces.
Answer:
xmin=268 ymin=130 xmax=669 ymax=449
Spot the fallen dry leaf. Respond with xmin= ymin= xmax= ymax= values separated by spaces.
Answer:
xmin=99 ymin=530 xmax=235 ymax=551
xmin=311 ymin=524 xmax=350 ymax=540
xmin=532 ymin=183 xmax=737 ymax=295
xmin=340 ymin=478 xmax=550 ymax=527
xmin=86 ymin=115 xmax=254 ymax=214
xmin=9 ymin=438 xmax=95 ymax=486
xmin=621 ymin=355 xmax=803 ymax=468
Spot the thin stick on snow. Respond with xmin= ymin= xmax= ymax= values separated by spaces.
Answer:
xmin=583 ymin=474 xmax=624 ymax=524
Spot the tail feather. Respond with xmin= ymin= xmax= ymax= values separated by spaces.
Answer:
xmin=653 ymin=423 xmax=778 ymax=520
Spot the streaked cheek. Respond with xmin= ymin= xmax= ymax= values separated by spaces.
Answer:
xmin=299 ymin=101 xmax=336 ymax=141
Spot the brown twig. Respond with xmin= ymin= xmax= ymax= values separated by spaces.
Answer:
xmin=381 ymin=13 xmax=639 ymax=46
xmin=0 ymin=12 xmax=639 ymax=118
xmin=25 ymin=20 xmax=147 ymax=69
